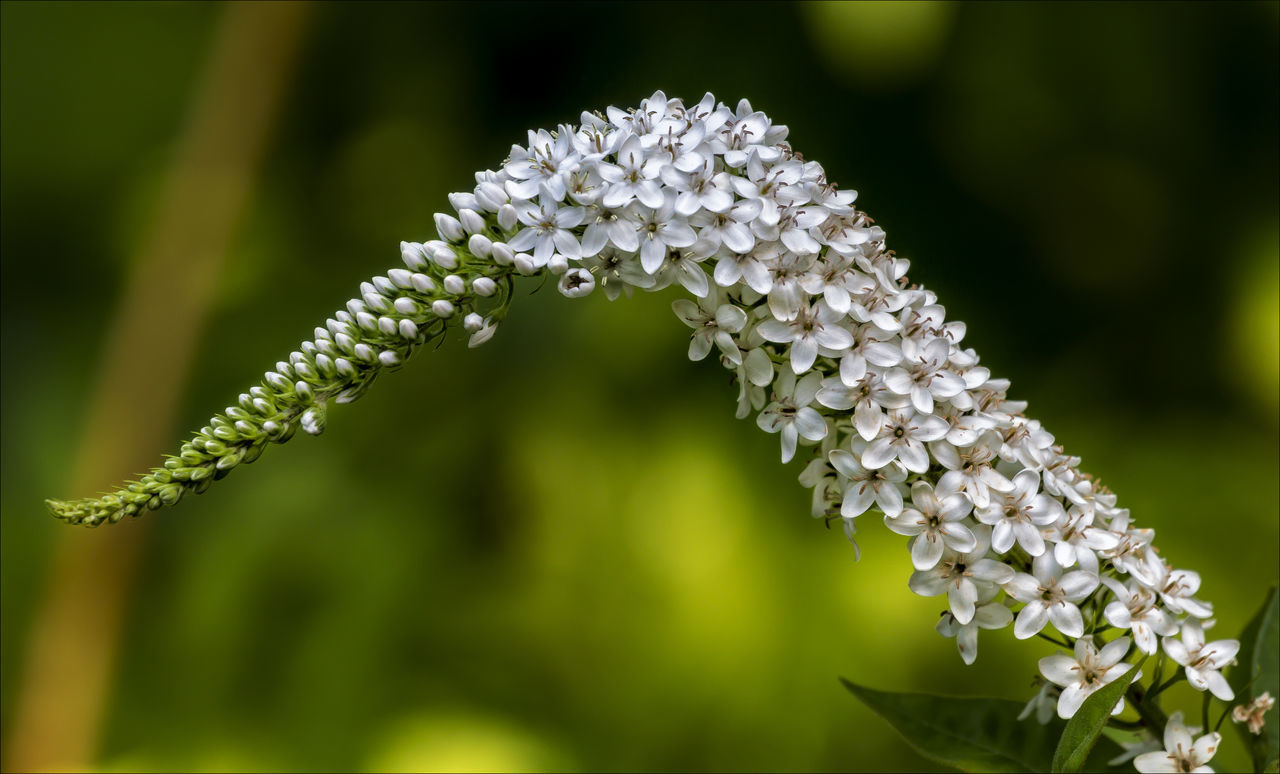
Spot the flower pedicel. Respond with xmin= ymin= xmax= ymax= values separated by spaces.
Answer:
xmin=47 ymin=92 xmax=1255 ymax=771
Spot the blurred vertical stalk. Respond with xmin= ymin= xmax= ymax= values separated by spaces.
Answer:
xmin=4 ymin=4 xmax=308 ymax=771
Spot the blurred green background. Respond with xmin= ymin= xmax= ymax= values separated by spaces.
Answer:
xmin=2 ymin=2 xmax=1277 ymax=772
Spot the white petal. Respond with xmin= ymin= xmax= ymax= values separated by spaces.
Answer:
xmin=791 ymin=337 xmax=818 ymax=374
xmin=949 ymin=580 xmax=978 ymax=624
xmin=794 ymin=408 xmax=828 ymax=441
xmin=854 ymin=401 xmax=883 ymax=441
xmin=1048 ymin=603 xmax=1084 ymax=638
xmin=1057 ymin=684 xmax=1089 ymax=719
xmin=780 ymin=424 xmax=798 ymax=463
xmin=862 ymin=438 xmax=898 ymax=470
xmin=1039 ymin=654 xmax=1079 ymax=686
xmin=911 ymin=534 xmax=945 ymax=570
xmin=1015 ymin=602 xmax=1049 ymax=639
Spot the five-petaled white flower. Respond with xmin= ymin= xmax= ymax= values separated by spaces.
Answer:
xmin=1004 ymin=552 xmax=1099 ymax=639
xmin=908 ymin=528 xmax=1014 ymax=624
xmin=756 ymin=371 xmax=826 ymax=463
xmin=1134 ymin=711 xmax=1220 ymax=773
xmin=828 ymin=448 xmax=907 ymax=518
xmin=1038 ymin=636 xmax=1138 ymax=719
xmin=884 ymin=480 xmax=976 ymax=570
xmin=1162 ymin=620 xmax=1239 ymax=701
xmin=975 ymin=469 xmax=1064 ymax=556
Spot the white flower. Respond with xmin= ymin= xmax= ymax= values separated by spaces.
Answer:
xmin=504 ymin=128 xmax=580 ymax=201
xmin=635 ymin=195 xmax=697 ymax=273
xmin=1162 ymin=620 xmax=1239 ymax=701
xmin=828 ymin=449 xmax=907 ymax=518
xmin=580 ymin=203 xmax=641 ymax=257
xmin=712 ymin=240 xmax=774 ymax=293
xmin=598 ymin=134 xmax=665 ymax=208
xmin=882 ymin=337 xmax=965 ymax=414
xmin=1042 ymin=505 xmax=1120 ymax=574
xmin=1038 ymin=636 xmax=1137 ymax=719
xmin=757 ymin=299 xmax=854 ymax=375
xmin=974 ymin=469 xmax=1064 ymax=556
xmin=557 ymin=268 xmax=595 ymax=298
xmin=672 ymin=293 xmax=747 ymax=363
xmin=508 ymin=190 xmax=585 ymax=263
xmin=816 ymin=372 xmax=910 ymax=441
xmin=660 ymin=160 xmax=734 ymax=215
xmin=1134 ymin=712 xmax=1220 ymax=773
xmin=908 ymin=528 xmax=1014 ymax=624
xmin=579 ymin=249 xmax=654 ymax=301
xmin=1101 ymin=577 xmax=1177 ymax=655
xmin=756 ymin=371 xmax=826 ymax=463
xmin=861 ymin=407 xmax=949 ymax=473
xmin=1146 ymin=559 xmax=1215 ymax=619
xmin=931 ymin=431 xmax=1015 ymax=510
xmin=885 ymin=480 xmax=977 ymax=570
xmin=1018 ymin=681 xmax=1060 ymax=725
xmin=936 ymin=592 xmax=1013 ymax=665
xmin=1004 ymin=552 xmax=1099 ymax=639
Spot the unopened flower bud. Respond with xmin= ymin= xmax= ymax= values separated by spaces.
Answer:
xmin=475 ymin=182 xmax=507 ymax=211
xmin=388 ymin=268 xmax=413 ymax=289
xmin=514 ymin=253 xmax=538 ymax=275
xmin=294 ymin=381 xmax=314 ymax=402
xmin=356 ymin=312 xmax=378 ymax=331
xmin=398 ymin=319 xmax=418 ymax=338
xmin=426 ymin=240 xmax=458 ymax=269
xmin=443 ymin=275 xmax=465 ymax=295
xmin=377 ymin=350 xmax=401 ymax=367
xmin=393 ymin=297 xmax=418 ymax=315
xmin=463 ymin=312 xmax=484 ymax=332
xmin=547 ymin=254 xmax=569 ymax=275
xmin=378 ymin=316 xmax=398 ymax=336
xmin=472 ymin=277 xmax=497 ymax=296
xmin=410 ymin=273 xmax=435 ymax=293
xmin=448 ymin=191 xmax=479 ymax=213
xmin=399 ymin=241 xmax=425 ymax=269
xmin=372 ymin=276 xmax=396 ymax=295
xmin=431 ymin=299 xmax=455 ymax=318
xmin=314 ymin=353 xmax=335 ymax=377
xmin=301 ymin=404 xmax=327 ymax=436
xmin=497 ymin=203 xmax=518 ymax=232
xmin=491 ymin=242 xmax=515 ymax=266
xmin=434 ymin=213 xmax=464 ymax=243
xmin=468 ymin=233 xmax=493 ymax=258
xmin=459 ymin=208 xmax=485 ymax=235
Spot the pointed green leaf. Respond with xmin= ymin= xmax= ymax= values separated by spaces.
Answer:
xmin=841 ymin=678 xmax=1127 ymax=773
xmin=1230 ymin=586 xmax=1279 ymax=774
xmin=1051 ymin=658 xmax=1145 ymax=773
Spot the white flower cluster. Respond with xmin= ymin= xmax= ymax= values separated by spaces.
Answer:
xmin=400 ymin=92 xmax=1242 ymax=770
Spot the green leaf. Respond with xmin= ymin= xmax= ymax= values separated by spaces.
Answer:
xmin=1230 ymin=586 xmax=1279 ymax=774
xmin=1051 ymin=658 xmax=1146 ymax=773
xmin=841 ymin=678 xmax=1127 ymax=773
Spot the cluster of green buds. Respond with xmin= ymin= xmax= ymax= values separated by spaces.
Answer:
xmin=48 ymin=222 xmax=516 ymax=526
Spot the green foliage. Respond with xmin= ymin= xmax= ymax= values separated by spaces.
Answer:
xmin=1231 ymin=587 xmax=1280 ymax=773
xmin=1050 ymin=660 xmax=1144 ymax=774
xmin=842 ymin=679 xmax=1127 ymax=773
